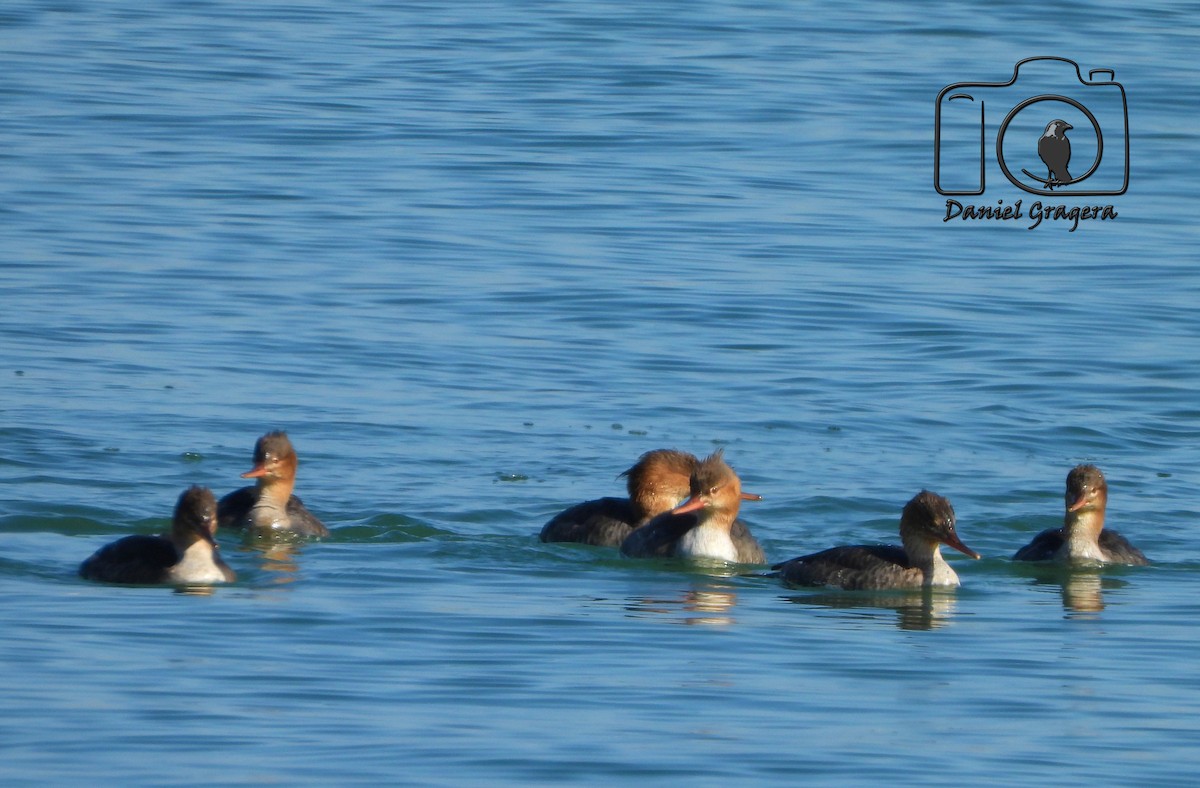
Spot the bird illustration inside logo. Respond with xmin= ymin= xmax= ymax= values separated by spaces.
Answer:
xmin=1037 ymin=119 xmax=1073 ymax=189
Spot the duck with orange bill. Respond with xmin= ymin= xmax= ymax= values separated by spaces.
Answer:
xmin=540 ymin=449 xmax=696 ymax=547
xmin=620 ymin=450 xmax=765 ymax=565
xmin=1013 ymin=464 xmax=1147 ymax=565
xmin=218 ymin=431 xmax=329 ymax=538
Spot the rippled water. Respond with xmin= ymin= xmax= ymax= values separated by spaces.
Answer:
xmin=3 ymin=1 xmax=1200 ymax=784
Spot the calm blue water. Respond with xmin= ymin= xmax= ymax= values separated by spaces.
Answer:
xmin=3 ymin=1 xmax=1200 ymax=784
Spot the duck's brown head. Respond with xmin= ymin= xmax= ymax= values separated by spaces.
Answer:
xmin=1066 ymin=464 xmax=1107 ymax=514
xmin=621 ymin=449 xmax=696 ymax=518
xmin=173 ymin=485 xmax=218 ymax=546
xmin=670 ymin=450 xmax=761 ymax=520
xmin=901 ymin=490 xmax=979 ymax=559
xmin=241 ymin=431 xmax=298 ymax=484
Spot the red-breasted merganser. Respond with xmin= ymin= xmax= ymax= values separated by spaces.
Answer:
xmin=620 ymin=450 xmax=765 ymax=564
xmin=1013 ymin=464 xmax=1148 ymax=565
xmin=217 ymin=431 xmax=329 ymax=537
xmin=80 ymin=486 xmax=235 ymax=585
xmin=540 ymin=449 xmax=696 ymax=547
xmin=774 ymin=490 xmax=980 ymax=590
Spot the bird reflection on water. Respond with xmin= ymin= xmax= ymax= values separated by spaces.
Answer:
xmin=1057 ymin=572 xmax=1104 ymax=615
xmin=780 ymin=590 xmax=960 ymax=631
xmin=173 ymin=584 xmax=219 ymax=597
xmin=237 ymin=542 xmax=303 ymax=586
xmin=1020 ymin=567 xmax=1137 ymax=618
xmin=623 ymin=583 xmax=740 ymax=627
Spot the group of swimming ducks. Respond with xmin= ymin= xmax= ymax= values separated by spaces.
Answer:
xmin=79 ymin=432 xmax=1150 ymax=589
xmin=539 ymin=447 xmax=1148 ymax=589
xmin=80 ymin=431 xmax=323 ymax=585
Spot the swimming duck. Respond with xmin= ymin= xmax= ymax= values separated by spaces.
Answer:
xmin=1013 ymin=464 xmax=1148 ymax=565
xmin=773 ymin=490 xmax=979 ymax=590
xmin=80 ymin=486 xmax=235 ymax=585
xmin=620 ymin=450 xmax=765 ymax=564
xmin=217 ymin=431 xmax=329 ymax=537
xmin=539 ymin=449 xmax=696 ymax=547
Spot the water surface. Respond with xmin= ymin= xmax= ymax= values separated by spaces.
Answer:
xmin=2 ymin=1 xmax=1199 ymax=784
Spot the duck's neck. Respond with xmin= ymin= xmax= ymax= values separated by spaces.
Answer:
xmin=902 ymin=532 xmax=960 ymax=587
xmin=926 ymin=547 xmax=960 ymax=586
xmin=256 ymin=475 xmax=295 ymax=508
xmin=1062 ymin=508 xmax=1106 ymax=561
xmin=674 ymin=509 xmax=738 ymax=563
xmin=248 ymin=477 xmax=294 ymax=530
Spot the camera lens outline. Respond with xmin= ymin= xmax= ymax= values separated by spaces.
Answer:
xmin=996 ymin=94 xmax=1103 ymax=194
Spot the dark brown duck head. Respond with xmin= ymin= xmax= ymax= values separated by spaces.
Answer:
xmin=900 ymin=490 xmax=979 ymax=560
xmin=1066 ymin=464 xmax=1107 ymax=514
xmin=172 ymin=485 xmax=219 ymax=548
xmin=241 ymin=431 xmax=299 ymax=488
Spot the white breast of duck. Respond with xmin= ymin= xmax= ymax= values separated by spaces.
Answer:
xmin=1059 ymin=533 xmax=1109 ymax=564
xmin=674 ymin=522 xmax=739 ymax=563
xmin=165 ymin=541 xmax=231 ymax=585
xmin=248 ymin=500 xmax=291 ymax=530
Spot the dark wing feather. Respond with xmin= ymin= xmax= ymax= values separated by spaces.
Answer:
xmin=774 ymin=544 xmax=914 ymax=590
xmin=620 ymin=512 xmax=700 ymax=558
xmin=539 ymin=497 xmax=639 ymax=547
xmin=1038 ymin=135 xmax=1054 ymax=167
xmin=1038 ymin=135 xmax=1071 ymax=180
xmin=731 ymin=518 xmax=766 ymax=564
xmin=1099 ymin=529 xmax=1149 ymax=566
xmin=1012 ymin=528 xmax=1064 ymax=562
xmin=79 ymin=535 xmax=179 ymax=584
xmin=286 ymin=495 xmax=329 ymax=537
